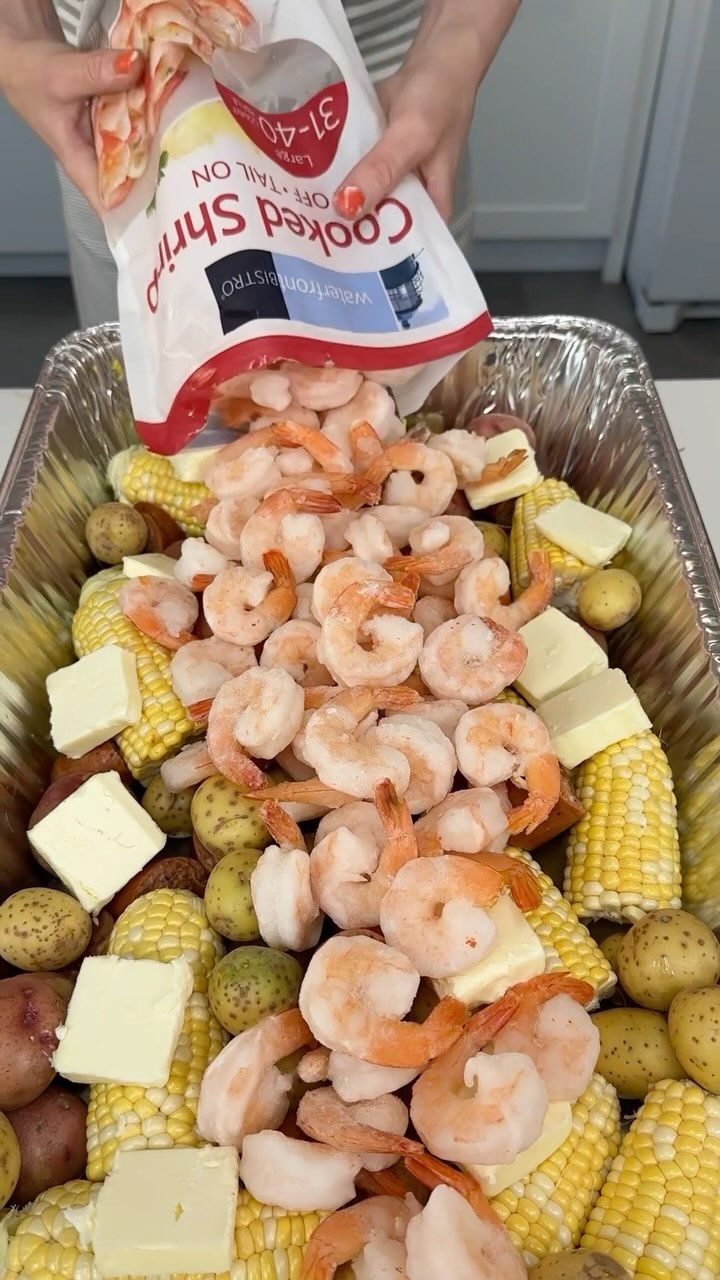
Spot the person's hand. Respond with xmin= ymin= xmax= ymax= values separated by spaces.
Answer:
xmin=0 ymin=0 xmax=142 ymax=215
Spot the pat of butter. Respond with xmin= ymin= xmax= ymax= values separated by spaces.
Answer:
xmin=534 ymin=498 xmax=631 ymax=567
xmin=538 ymin=668 xmax=651 ymax=770
xmin=465 ymin=429 xmax=542 ymax=510
xmin=93 ymin=1147 xmax=239 ymax=1277
xmin=53 ymin=955 xmax=193 ymax=1086
xmin=170 ymin=445 xmax=222 ymax=483
xmin=433 ymin=895 xmax=545 ymax=1009
xmin=28 ymin=772 xmax=165 ymax=912
xmin=122 ymin=552 xmax=178 ymax=580
xmin=47 ymin=645 xmax=141 ymax=758
xmin=465 ymin=1100 xmax=572 ymax=1196
xmin=515 ymin=608 xmax=608 ymax=707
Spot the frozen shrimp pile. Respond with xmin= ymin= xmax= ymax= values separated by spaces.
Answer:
xmin=120 ymin=362 xmax=601 ymax=1280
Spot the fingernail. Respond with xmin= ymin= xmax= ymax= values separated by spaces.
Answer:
xmin=114 ymin=50 xmax=139 ymax=75
xmin=336 ymin=185 xmax=365 ymax=219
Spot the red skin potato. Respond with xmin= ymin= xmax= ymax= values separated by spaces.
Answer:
xmin=8 ymin=1085 xmax=87 ymax=1205
xmin=0 ymin=975 xmax=67 ymax=1111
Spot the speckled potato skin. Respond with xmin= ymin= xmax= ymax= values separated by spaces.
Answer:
xmin=668 ymin=985 xmax=720 ymax=1092
xmin=208 ymin=946 xmax=303 ymax=1035
xmin=191 ymin=775 xmax=271 ymax=858
xmin=577 ymin=568 xmax=642 ymax=632
xmin=85 ymin=502 xmax=147 ymax=564
xmin=204 ymin=849 xmax=262 ymax=942
xmin=599 ymin=932 xmax=626 ymax=973
xmin=617 ymin=908 xmax=720 ymax=1010
xmin=528 ymin=1249 xmax=631 ymax=1280
xmin=592 ymin=1007 xmax=683 ymax=1098
xmin=0 ymin=889 xmax=92 ymax=971
xmin=142 ymin=774 xmax=194 ymax=836
xmin=0 ymin=1113 xmax=20 ymax=1208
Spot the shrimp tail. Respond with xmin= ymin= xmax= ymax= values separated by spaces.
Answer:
xmin=188 ymin=697 xmax=213 ymax=724
xmin=327 ymin=474 xmax=382 ymax=509
xmin=297 ymin=1047 xmax=331 ymax=1084
xmin=421 ymin=995 xmax=467 ymax=1059
xmin=355 ymin=1166 xmax=407 ymax=1198
xmin=373 ymin=779 xmax=413 ymax=842
xmin=239 ymin=777 xmax=353 ymax=807
xmin=263 ymin=547 xmax=296 ymax=590
xmin=350 ymin=420 xmax=384 ymax=468
xmin=465 ymin=987 xmax=524 ymax=1046
xmin=477 ymin=447 xmax=527 ymax=485
xmin=296 ymin=1089 xmax=424 ymax=1157
xmin=260 ymin=799 xmax=307 ymax=851
xmin=190 ymin=497 xmax=218 ymax=523
xmin=505 ymin=859 xmax=542 ymax=910
xmin=287 ymin=487 xmax=343 ymax=515
xmin=511 ymin=970 xmax=595 ymax=1008
xmin=385 ymin=546 xmax=471 ymax=577
xmin=404 ymin=1151 xmax=496 ymax=1223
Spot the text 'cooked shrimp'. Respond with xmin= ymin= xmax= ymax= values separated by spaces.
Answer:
xmin=454 ymin=702 xmax=561 ymax=833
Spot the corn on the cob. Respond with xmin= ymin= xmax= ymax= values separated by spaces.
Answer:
xmin=5 ymin=1180 xmax=327 ymax=1280
xmin=564 ymin=731 xmax=682 ymax=923
xmin=491 ymin=1074 xmax=621 ymax=1266
xmin=86 ymin=890 xmax=225 ymax=1181
xmin=108 ymin=446 xmax=211 ymax=535
xmin=510 ymin=478 xmax=593 ymax=593
xmin=72 ymin=571 xmax=195 ymax=779
xmin=507 ymin=848 xmax=616 ymax=1003
xmin=582 ymin=1078 xmax=720 ymax=1280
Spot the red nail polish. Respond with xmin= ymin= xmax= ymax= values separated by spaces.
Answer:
xmin=114 ymin=50 xmax=138 ymax=75
xmin=336 ymin=185 xmax=365 ymax=219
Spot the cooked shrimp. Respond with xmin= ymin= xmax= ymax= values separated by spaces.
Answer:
xmin=208 ymin=667 xmax=304 ymax=765
xmin=249 ymin=370 xmax=292 ymax=412
xmin=283 ymin=363 xmax=362 ymax=412
xmin=325 ymin=1051 xmax=420 ymax=1103
xmin=206 ymin=443 xmax=283 ymax=501
xmin=299 ymin=934 xmax=466 ymax=1068
xmin=297 ymin=1087 xmax=420 ymax=1172
xmin=302 ymin=686 xmax=419 ymax=799
xmin=203 ymin=548 xmax=296 ymax=646
xmin=379 ymin=856 xmax=502 ymax=978
xmin=250 ymin=801 xmax=323 ymax=951
xmin=489 ymin=972 xmax=598 ymax=1101
xmin=419 ymin=615 xmax=527 ymax=704
xmin=413 ymin=595 xmax=456 ymax=639
xmin=350 ymin=421 xmax=385 ymax=470
xmin=367 ymin=442 xmax=457 ymax=517
xmin=405 ymin=1183 xmax=527 ymax=1280
xmin=277 ymin=445 xmax=315 ymax=477
xmin=363 ymin=715 xmax=456 ymax=815
xmin=160 ymin=740 xmax=215 ymax=793
xmin=310 ymin=780 xmax=417 ymax=929
xmin=414 ymin=787 xmax=509 ymax=857
xmin=240 ymin=1130 xmax=362 ymax=1211
xmin=410 ymin=995 xmax=548 ymax=1165
xmin=427 ymin=427 xmax=527 ymax=488
xmin=271 ymin=420 xmax=353 ymax=474
xmin=321 ymin=508 xmax=355 ymax=553
xmin=472 ymin=851 xmax=541 ymax=912
xmin=345 ymin=512 xmax=394 ymax=564
xmin=321 ymin=581 xmax=423 ymax=687
xmin=239 ymin=776 xmax=354 ymax=811
xmin=119 ymin=576 xmax=198 ymax=649
xmin=205 ymin=494 xmax=258 ymax=558
xmin=312 ymin=557 xmax=390 ymax=625
xmin=301 ymin=1195 xmax=419 ymax=1280
xmin=173 ymin=537 xmax=228 ymax=591
xmin=454 ymin=703 xmax=561 ymax=833
xmin=385 ymin=544 xmax=472 ymax=589
xmin=196 ymin=1007 xmax=312 ymax=1149
xmin=323 ymin=381 xmax=404 ymax=455
xmin=454 ymin=549 xmax=553 ymax=630
xmin=240 ymin=486 xmax=342 ymax=583
xmin=402 ymin=698 xmax=468 ymax=739
xmin=170 ymin=636 xmax=256 ymax=720
xmin=273 ymin=748 xmax=328 ymax=823
xmin=293 ymin=582 xmax=315 ymax=622
xmin=260 ymin=619 xmax=331 ymax=687
xmin=372 ymin=505 xmax=431 ymax=551
xmin=407 ymin=516 xmax=485 ymax=588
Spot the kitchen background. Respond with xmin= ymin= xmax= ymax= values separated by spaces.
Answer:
xmin=0 ymin=0 xmax=719 ymax=386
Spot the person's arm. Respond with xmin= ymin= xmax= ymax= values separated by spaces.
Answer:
xmin=0 ymin=0 xmax=142 ymax=214
xmin=335 ymin=0 xmax=521 ymax=220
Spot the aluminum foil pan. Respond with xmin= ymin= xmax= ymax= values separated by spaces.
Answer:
xmin=1 ymin=319 xmax=719 ymax=922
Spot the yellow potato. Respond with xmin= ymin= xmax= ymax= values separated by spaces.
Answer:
xmin=0 ymin=1114 xmax=20 ymax=1208
xmin=204 ymin=848 xmax=262 ymax=943
xmin=617 ymin=909 xmax=720 ymax=1010
xmin=0 ymin=889 xmax=92 ymax=972
xmin=528 ymin=1249 xmax=630 ymax=1280
xmin=191 ymin=775 xmax=270 ymax=862
xmin=592 ymin=1007 xmax=683 ymax=1099
xmin=577 ymin=568 xmax=642 ymax=632
xmin=668 ymin=985 xmax=720 ymax=1093
xmin=208 ymin=946 xmax=302 ymax=1036
xmin=85 ymin=502 xmax=147 ymax=565
xmin=599 ymin=932 xmax=626 ymax=974
xmin=142 ymin=774 xmax=193 ymax=836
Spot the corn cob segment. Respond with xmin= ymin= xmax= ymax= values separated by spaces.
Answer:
xmin=491 ymin=1073 xmax=621 ymax=1266
xmin=510 ymin=477 xmax=593 ymax=593
xmin=72 ymin=572 xmax=195 ymax=779
xmin=564 ymin=731 xmax=682 ymax=923
xmin=507 ymin=848 xmax=616 ymax=1003
xmin=108 ymin=446 xmax=211 ymax=536
xmin=5 ymin=1180 xmax=327 ymax=1280
xmin=582 ymin=1078 xmax=720 ymax=1280
xmin=86 ymin=890 xmax=225 ymax=1181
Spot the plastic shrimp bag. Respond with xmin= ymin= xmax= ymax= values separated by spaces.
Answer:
xmin=80 ymin=0 xmax=491 ymax=453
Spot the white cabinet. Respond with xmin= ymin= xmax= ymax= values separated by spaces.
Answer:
xmin=0 ymin=101 xmax=69 ymax=274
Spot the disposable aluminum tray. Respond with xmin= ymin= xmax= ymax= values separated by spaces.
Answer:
xmin=1 ymin=319 xmax=719 ymax=920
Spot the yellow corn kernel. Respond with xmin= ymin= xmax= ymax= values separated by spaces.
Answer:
xmin=510 ymin=477 xmax=593 ymax=594
xmin=109 ymin=446 xmax=211 ymax=536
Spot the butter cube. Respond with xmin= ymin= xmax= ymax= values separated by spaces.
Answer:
xmin=465 ymin=429 xmax=542 ymax=509
xmin=534 ymin=498 xmax=631 ymax=567
xmin=53 ymin=955 xmax=193 ymax=1085
xmin=433 ymin=895 xmax=545 ymax=1009
xmin=465 ymin=1100 xmax=572 ymax=1196
xmin=28 ymin=772 xmax=165 ymax=912
xmin=538 ymin=668 xmax=651 ymax=770
xmin=122 ymin=552 xmax=178 ymax=579
xmin=515 ymin=607 xmax=608 ymax=707
xmin=47 ymin=645 xmax=141 ymax=759
xmin=93 ymin=1147 xmax=239 ymax=1277
xmin=171 ymin=445 xmax=222 ymax=482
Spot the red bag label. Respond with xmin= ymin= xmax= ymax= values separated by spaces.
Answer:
xmin=214 ymin=79 xmax=348 ymax=176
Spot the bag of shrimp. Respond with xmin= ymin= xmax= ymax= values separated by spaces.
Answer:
xmin=80 ymin=0 xmax=491 ymax=454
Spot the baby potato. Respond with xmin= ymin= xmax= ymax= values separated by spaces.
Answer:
xmin=617 ymin=909 xmax=720 ymax=1011
xmin=668 ymin=985 xmax=720 ymax=1093
xmin=0 ymin=889 xmax=92 ymax=972
xmin=204 ymin=848 xmax=262 ymax=943
xmin=191 ymin=774 xmax=270 ymax=862
xmin=0 ymin=976 xmax=67 ymax=1111
xmin=209 ymin=945 xmax=302 ymax=1035
xmin=142 ymin=774 xmax=193 ymax=836
xmin=8 ymin=1085 xmax=87 ymax=1205
xmin=0 ymin=1113 xmax=20 ymax=1209
xmin=528 ymin=1249 xmax=630 ymax=1280
xmin=474 ymin=521 xmax=509 ymax=561
xmin=592 ymin=1008 xmax=683 ymax=1099
xmin=85 ymin=502 xmax=147 ymax=565
xmin=599 ymin=932 xmax=626 ymax=973
xmin=577 ymin=568 xmax=642 ymax=632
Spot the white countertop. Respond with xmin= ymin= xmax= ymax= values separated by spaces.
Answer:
xmin=1 ymin=380 xmax=719 ymax=562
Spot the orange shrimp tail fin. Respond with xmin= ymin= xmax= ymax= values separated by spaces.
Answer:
xmin=260 ymin=799 xmax=306 ymax=851
xmin=404 ymin=1151 xmax=492 ymax=1221
xmin=269 ymin=420 xmax=308 ymax=448
xmin=373 ymin=779 xmax=413 ymax=838
xmin=355 ymin=1166 xmax=407 ymax=1198
xmin=506 ymin=861 xmax=542 ymax=911
xmin=422 ymin=996 xmax=467 ymax=1059
xmin=364 ymin=453 xmax=392 ymax=487
xmin=291 ymin=488 xmax=343 ymax=515
xmin=190 ymin=497 xmax=217 ymax=524
xmin=527 ymin=547 xmax=553 ymax=587
xmin=465 ymin=988 xmax=521 ymax=1046
xmin=372 ymin=685 xmax=422 ymax=713
xmin=511 ymin=970 xmax=595 ymax=1008
xmin=215 ymin=394 xmax=265 ymax=427
xmin=188 ymin=697 xmax=212 ymax=725
xmin=241 ymin=777 xmax=352 ymax=807
xmin=479 ymin=447 xmax=527 ymax=485
xmin=263 ymin=547 xmax=296 ymax=590
xmin=328 ymin=474 xmax=382 ymax=509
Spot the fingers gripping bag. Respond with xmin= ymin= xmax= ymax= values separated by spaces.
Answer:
xmin=80 ymin=0 xmax=491 ymax=453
